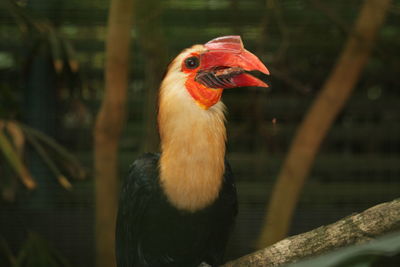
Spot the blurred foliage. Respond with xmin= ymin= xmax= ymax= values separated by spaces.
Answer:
xmin=1 ymin=0 xmax=90 ymax=122
xmin=4 ymin=0 xmax=80 ymax=77
xmin=0 ymin=0 xmax=88 ymax=201
xmin=0 ymin=233 xmax=71 ymax=267
xmin=286 ymin=231 xmax=400 ymax=267
xmin=0 ymin=120 xmax=87 ymax=201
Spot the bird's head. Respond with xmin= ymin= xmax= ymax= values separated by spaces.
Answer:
xmin=161 ymin=35 xmax=270 ymax=109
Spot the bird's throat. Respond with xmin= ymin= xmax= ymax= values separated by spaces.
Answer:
xmin=185 ymin=76 xmax=223 ymax=109
xmin=158 ymin=97 xmax=226 ymax=212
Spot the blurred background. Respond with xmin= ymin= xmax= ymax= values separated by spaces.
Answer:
xmin=0 ymin=0 xmax=399 ymax=266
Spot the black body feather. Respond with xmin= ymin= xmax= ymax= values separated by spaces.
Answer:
xmin=116 ymin=153 xmax=238 ymax=267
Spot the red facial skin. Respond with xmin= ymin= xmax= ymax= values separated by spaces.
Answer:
xmin=182 ymin=53 xmax=223 ymax=109
xmin=182 ymin=36 xmax=269 ymax=109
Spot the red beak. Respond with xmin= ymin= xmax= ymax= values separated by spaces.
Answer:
xmin=197 ymin=36 xmax=270 ymax=89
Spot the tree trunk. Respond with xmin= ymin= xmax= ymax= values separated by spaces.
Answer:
xmin=225 ymin=198 xmax=400 ymax=266
xmin=94 ymin=0 xmax=134 ymax=266
xmin=257 ymin=0 xmax=392 ymax=248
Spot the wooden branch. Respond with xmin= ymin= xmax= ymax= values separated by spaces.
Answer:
xmin=224 ymin=198 xmax=400 ymax=267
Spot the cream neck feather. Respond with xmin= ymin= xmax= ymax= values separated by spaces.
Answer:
xmin=158 ymin=48 xmax=227 ymax=212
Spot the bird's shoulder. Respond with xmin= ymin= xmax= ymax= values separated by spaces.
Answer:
xmin=123 ymin=153 xmax=160 ymax=190
xmin=129 ymin=152 xmax=160 ymax=177
xmin=118 ymin=153 xmax=161 ymax=215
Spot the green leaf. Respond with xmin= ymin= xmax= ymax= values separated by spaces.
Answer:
xmin=0 ymin=236 xmax=16 ymax=266
xmin=62 ymin=38 xmax=79 ymax=73
xmin=23 ymin=127 xmax=73 ymax=190
xmin=285 ymin=231 xmax=400 ymax=267
xmin=19 ymin=123 xmax=87 ymax=180
xmin=0 ymin=127 xmax=36 ymax=190
xmin=48 ymin=28 xmax=64 ymax=73
xmin=16 ymin=232 xmax=72 ymax=267
xmin=2 ymin=0 xmax=41 ymax=34
xmin=5 ymin=121 xmax=26 ymax=157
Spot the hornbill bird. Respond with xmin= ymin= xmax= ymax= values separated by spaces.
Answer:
xmin=116 ymin=36 xmax=269 ymax=267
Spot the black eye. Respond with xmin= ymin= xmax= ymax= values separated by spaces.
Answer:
xmin=184 ymin=56 xmax=200 ymax=69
